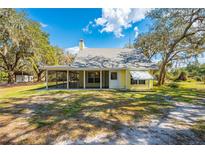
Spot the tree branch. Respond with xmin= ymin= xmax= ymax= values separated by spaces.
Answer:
xmin=0 ymin=52 xmax=9 ymax=70
xmin=12 ymin=51 xmax=21 ymax=70
xmin=170 ymin=9 xmax=204 ymax=52
xmin=0 ymin=65 xmax=6 ymax=70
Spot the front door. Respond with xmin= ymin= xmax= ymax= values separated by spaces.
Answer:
xmin=109 ymin=71 xmax=120 ymax=88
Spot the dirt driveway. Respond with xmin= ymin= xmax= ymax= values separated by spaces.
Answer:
xmin=55 ymin=101 xmax=205 ymax=144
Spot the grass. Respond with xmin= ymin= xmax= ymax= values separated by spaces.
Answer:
xmin=154 ymin=81 xmax=205 ymax=105
xmin=0 ymin=81 xmax=204 ymax=144
xmin=0 ymin=83 xmax=46 ymax=100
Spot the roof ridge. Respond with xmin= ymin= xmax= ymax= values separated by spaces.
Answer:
xmin=83 ymin=48 xmax=135 ymax=49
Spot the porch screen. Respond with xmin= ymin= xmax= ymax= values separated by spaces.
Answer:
xmin=88 ymin=71 xmax=100 ymax=83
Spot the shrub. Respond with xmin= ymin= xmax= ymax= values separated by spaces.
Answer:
xmin=154 ymin=73 xmax=159 ymax=80
xmin=195 ymin=76 xmax=202 ymax=81
xmin=166 ymin=72 xmax=175 ymax=81
xmin=0 ymin=71 xmax=8 ymax=82
xmin=203 ymin=76 xmax=205 ymax=84
xmin=168 ymin=82 xmax=179 ymax=88
xmin=153 ymin=80 xmax=158 ymax=86
xmin=187 ymin=78 xmax=195 ymax=82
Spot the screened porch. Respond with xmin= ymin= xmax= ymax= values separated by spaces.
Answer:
xmin=46 ymin=70 xmax=109 ymax=89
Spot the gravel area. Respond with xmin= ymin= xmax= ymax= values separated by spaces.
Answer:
xmin=55 ymin=102 xmax=205 ymax=145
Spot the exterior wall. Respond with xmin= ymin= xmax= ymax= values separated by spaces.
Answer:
xmin=119 ymin=70 xmax=126 ymax=89
xmin=46 ymin=69 xmax=153 ymax=89
xmin=129 ymin=80 xmax=153 ymax=90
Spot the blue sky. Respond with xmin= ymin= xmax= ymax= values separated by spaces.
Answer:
xmin=21 ymin=8 xmax=151 ymax=50
xmin=18 ymin=8 xmax=204 ymax=64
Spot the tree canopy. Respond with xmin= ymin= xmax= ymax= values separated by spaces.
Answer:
xmin=0 ymin=9 xmax=34 ymax=83
xmin=134 ymin=8 xmax=205 ymax=85
xmin=0 ymin=9 xmax=69 ymax=83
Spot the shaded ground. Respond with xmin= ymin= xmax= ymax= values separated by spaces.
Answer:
xmin=0 ymin=82 xmax=205 ymax=144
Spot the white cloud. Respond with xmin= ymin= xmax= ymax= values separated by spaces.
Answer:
xmin=82 ymin=21 xmax=93 ymax=34
xmin=83 ymin=8 xmax=150 ymax=38
xmin=134 ymin=27 xmax=139 ymax=38
xmin=95 ymin=18 xmax=107 ymax=25
xmin=40 ymin=22 xmax=48 ymax=28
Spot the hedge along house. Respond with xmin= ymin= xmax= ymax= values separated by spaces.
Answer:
xmin=41 ymin=40 xmax=158 ymax=90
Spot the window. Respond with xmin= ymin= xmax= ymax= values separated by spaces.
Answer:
xmin=139 ymin=80 xmax=145 ymax=84
xmin=131 ymin=78 xmax=137 ymax=84
xmin=88 ymin=71 xmax=100 ymax=83
xmin=111 ymin=72 xmax=117 ymax=80
xmin=131 ymin=78 xmax=146 ymax=85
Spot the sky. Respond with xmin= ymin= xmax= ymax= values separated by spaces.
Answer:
xmin=21 ymin=8 xmax=151 ymax=54
xmin=18 ymin=8 xmax=204 ymax=64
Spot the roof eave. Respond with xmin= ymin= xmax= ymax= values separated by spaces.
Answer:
xmin=40 ymin=65 xmax=158 ymax=71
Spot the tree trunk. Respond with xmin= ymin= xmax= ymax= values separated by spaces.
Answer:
xmin=162 ymin=69 xmax=166 ymax=85
xmin=37 ymin=71 xmax=43 ymax=82
xmin=157 ymin=53 xmax=170 ymax=86
xmin=158 ymin=62 xmax=166 ymax=86
xmin=7 ymin=71 xmax=15 ymax=84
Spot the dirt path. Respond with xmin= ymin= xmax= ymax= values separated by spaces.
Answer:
xmin=56 ymin=102 xmax=205 ymax=145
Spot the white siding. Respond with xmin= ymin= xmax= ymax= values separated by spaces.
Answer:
xmin=16 ymin=75 xmax=33 ymax=83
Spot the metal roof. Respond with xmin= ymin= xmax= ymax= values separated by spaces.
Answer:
xmin=130 ymin=71 xmax=154 ymax=80
xmin=40 ymin=48 xmax=158 ymax=70
xmin=71 ymin=48 xmax=158 ymax=69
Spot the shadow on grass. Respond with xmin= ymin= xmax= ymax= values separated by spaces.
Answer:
xmin=155 ymin=86 xmax=205 ymax=105
xmin=0 ymin=85 xmax=205 ymax=144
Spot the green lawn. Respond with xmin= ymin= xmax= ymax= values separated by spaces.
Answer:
xmin=0 ymin=81 xmax=204 ymax=144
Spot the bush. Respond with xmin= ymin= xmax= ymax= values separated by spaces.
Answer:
xmin=187 ymin=78 xmax=196 ymax=82
xmin=168 ymin=82 xmax=179 ymax=88
xmin=195 ymin=76 xmax=202 ymax=81
xmin=0 ymin=71 xmax=8 ymax=82
xmin=166 ymin=72 xmax=175 ymax=81
xmin=202 ymin=76 xmax=205 ymax=84
xmin=153 ymin=80 xmax=158 ymax=86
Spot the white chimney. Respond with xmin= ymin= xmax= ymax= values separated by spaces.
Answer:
xmin=79 ymin=39 xmax=85 ymax=51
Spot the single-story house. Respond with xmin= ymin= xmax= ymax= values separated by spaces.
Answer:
xmin=15 ymin=71 xmax=33 ymax=83
xmin=41 ymin=40 xmax=158 ymax=90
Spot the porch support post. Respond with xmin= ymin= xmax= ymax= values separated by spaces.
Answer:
xmin=46 ymin=70 xmax=48 ymax=89
xmin=148 ymin=80 xmax=150 ymax=88
xmin=125 ymin=69 xmax=128 ymax=89
xmin=56 ymin=71 xmax=57 ymax=86
xmin=67 ymin=70 xmax=69 ymax=89
xmin=108 ymin=71 xmax=110 ymax=89
xmin=83 ymin=70 xmax=86 ymax=89
xmin=100 ymin=70 xmax=102 ymax=89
